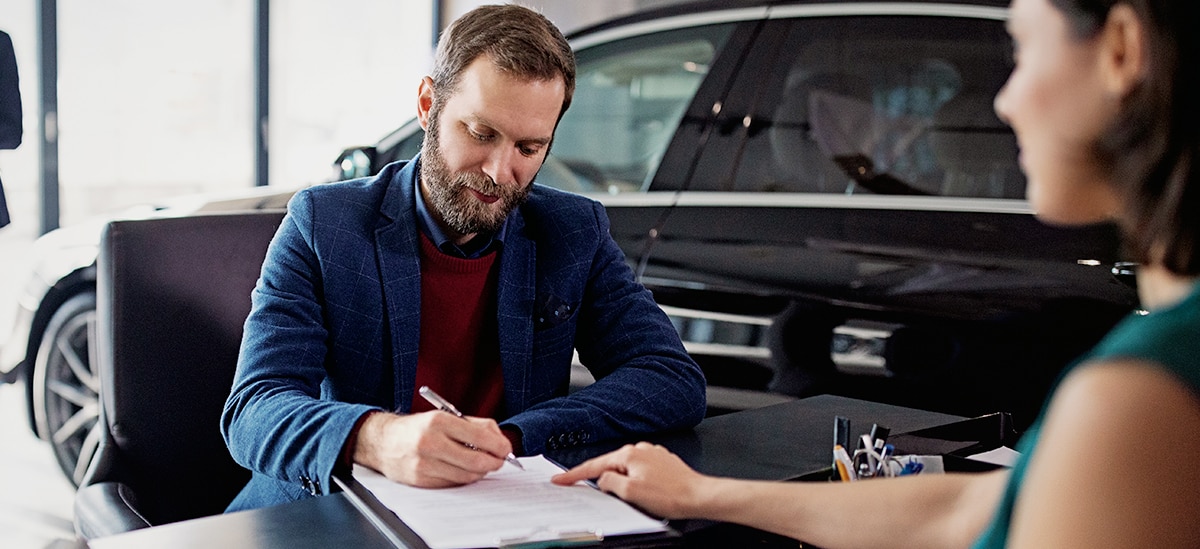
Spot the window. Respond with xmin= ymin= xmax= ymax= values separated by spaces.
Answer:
xmin=545 ymin=24 xmax=734 ymax=194
xmin=717 ymin=16 xmax=1021 ymax=198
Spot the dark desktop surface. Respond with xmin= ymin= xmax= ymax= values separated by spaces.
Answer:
xmin=547 ymin=394 xmax=965 ymax=481
xmin=88 ymin=395 xmax=981 ymax=549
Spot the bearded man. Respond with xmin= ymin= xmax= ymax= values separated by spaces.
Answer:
xmin=221 ymin=4 xmax=706 ymax=511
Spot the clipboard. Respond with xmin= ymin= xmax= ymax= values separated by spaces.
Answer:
xmin=335 ymin=473 xmax=432 ymax=549
xmin=333 ymin=462 xmax=681 ymax=549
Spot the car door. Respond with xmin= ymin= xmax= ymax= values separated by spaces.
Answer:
xmin=550 ymin=15 xmax=758 ymax=271
xmin=651 ymin=6 xmax=1132 ymax=314
xmin=632 ymin=5 xmax=1138 ymax=422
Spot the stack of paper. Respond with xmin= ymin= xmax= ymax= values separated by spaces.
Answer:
xmin=353 ymin=455 xmax=669 ymax=549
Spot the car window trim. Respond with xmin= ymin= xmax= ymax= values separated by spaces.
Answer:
xmin=570 ymin=8 xmax=768 ymax=51
xmin=765 ymin=3 xmax=1006 ymax=21
xmin=595 ymin=192 xmax=1032 ymax=215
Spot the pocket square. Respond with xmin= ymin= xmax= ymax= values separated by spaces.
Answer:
xmin=535 ymin=294 xmax=576 ymax=330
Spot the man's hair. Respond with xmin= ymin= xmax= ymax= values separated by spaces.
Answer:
xmin=1052 ymin=0 xmax=1200 ymax=275
xmin=430 ymin=4 xmax=576 ymax=121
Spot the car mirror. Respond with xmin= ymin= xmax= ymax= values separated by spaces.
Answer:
xmin=332 ymin=146 xmax=377 ymax=181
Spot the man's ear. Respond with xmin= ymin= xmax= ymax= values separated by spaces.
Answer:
xmin=1098 ymin=4 xmax=1147 ymax=98
xmin=417 ymin=76 xmax=435 ymax=130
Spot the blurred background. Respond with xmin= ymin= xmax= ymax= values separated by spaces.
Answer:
xmin=0 ymin=2 xmax=682 ymax=547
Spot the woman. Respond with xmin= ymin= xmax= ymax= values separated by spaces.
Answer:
xmin=552 ymin=0 xmax=1200 ymax=546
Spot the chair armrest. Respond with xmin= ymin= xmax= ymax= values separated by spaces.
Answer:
xmin=74 ymin=481 xmax=153 ymax=539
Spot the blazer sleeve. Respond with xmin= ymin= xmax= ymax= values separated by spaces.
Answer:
xmin=221 ymin=190 xmax=379 ymax=496
xmin=502 ymin=200 xmax=707 ymax=454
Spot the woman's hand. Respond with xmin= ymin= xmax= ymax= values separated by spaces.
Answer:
xmin=551 ymin=442 xmax=711 ymax=518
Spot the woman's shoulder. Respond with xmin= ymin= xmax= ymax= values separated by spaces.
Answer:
xmin=1011 ymin=358 xmax=1200 ymax=547
xmin=1087 ymin=282 xmax=1200 ymax=394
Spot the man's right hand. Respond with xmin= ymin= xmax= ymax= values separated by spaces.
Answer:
xmin=353 ymin=410 xmax=512 ymax=488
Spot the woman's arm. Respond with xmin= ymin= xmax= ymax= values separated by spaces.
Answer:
xmin=553 ymin=442 xmax=1008 ymax=549
xmin=1007 ymin=360 xmax=1200 ymax=548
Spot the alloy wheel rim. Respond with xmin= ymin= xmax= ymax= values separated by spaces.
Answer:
xmin=43 ymin=309 xmax=101 ymax=485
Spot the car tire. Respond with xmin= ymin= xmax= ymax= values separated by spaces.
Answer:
xmin=32 ymin=291 xmax=101 ymax=487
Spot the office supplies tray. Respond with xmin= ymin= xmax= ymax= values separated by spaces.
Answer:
xmin=790 ymin=411 xmax=1019 ymax=482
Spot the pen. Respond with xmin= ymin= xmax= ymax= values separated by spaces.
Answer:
xmin=869 ymin=424 xmax=889 ymax=447
xmin=418 ymin=386 xmax=525 ymax=470
xmin=833 ymin=416 xmax=850 ymax=475
xmin=875 ymin=443 xmax=894 ymax=477
xmin=860 ymin=434 xmax=877 ymax=473
xmin=833 ymin=444 xmax=856 ymax=482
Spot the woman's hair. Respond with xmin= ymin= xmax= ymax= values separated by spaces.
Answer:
xmin=429 ymin=4 xmax=576 ymax=122
xmin=1052 ymin=0 xmax=1199 ymax=275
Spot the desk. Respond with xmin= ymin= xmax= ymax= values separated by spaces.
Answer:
xmin=548 ymin=394 xmax=962 ymax=481
xmin=87 ymin=395 xmax=965 ymax=549
xmin=88 ymin=493 xmax=392 ymax=549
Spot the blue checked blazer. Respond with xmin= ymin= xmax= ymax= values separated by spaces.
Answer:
xmin=221 ymin=157 xmax=706 ymax=511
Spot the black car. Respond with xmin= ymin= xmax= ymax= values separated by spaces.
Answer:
xmin=3 ymin=0 xmax=1138 ymax=485
xmin=334 ymin=0 xmax=1137 ymax=424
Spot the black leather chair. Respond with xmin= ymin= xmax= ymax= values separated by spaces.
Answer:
xmin=73 ymin=211 xmax=285 ymax=539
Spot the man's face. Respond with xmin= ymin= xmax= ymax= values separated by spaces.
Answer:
xmin=418 ymin=56 xmax=566 ymax=243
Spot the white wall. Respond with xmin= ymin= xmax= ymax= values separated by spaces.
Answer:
xmin=0 ymin=0 xmax=432 ymax=235
xmin=0 ymin=0 xmax=690 ymax=236
xmin=270 ymin=0 xmax=432 ymax=189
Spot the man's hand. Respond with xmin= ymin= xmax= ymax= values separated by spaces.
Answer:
xmin=354 ymin=410 xmax=513 ymax=488
xmin=551 ymin=442 xmax=711 ymax=519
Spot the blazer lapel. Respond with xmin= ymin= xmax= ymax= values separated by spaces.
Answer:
xmin=497 ymin=211 xmax=536 ymax=415
xmin=375 ymin=161 xmax=423 ymax=413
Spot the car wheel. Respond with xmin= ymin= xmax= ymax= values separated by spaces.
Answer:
xmin=32 ymin=291 xmax=102 ymax=487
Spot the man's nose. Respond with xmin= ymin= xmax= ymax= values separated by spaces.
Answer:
xmin=482 ymin=147 xmax=521 ymax=188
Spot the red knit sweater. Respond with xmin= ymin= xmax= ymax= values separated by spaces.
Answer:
xmin=409 ymin=234 xmax=505 ymax=419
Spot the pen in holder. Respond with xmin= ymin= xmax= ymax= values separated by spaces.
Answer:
xmin=832 ymin=416 xmax=851 ymax=480
xmin=831 ymin=422 xmax=936 ymax=481
xmin=847 ymin=442 xmax=898 ymax=480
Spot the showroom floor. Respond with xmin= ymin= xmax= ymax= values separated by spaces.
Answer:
xmin=0 ymin=225 xmax=79 ymax=549
xmin=0 ymin=382 xmax=78 ymax=548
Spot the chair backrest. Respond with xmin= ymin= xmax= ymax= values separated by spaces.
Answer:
xmin=87 ymin=211 xmax=285 ymax=525
xmin=928 ymin=89 xmax=1023 ymax=198
xmin=767 ymin=71 xmax=872 ymax=193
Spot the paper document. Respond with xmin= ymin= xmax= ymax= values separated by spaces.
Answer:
xmin=967 ymin=446 xmax=1021 ymax=467
xmin=353 ymin=455 xmax=669 ymax=549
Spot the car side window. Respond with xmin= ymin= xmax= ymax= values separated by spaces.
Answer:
xmin=542 ymin=24 xmax=735 ymax=195
xmin=707 ymin=15 xmax=1021 ymax=198
xmin=380 ymin=130 xmax=424 ymax=169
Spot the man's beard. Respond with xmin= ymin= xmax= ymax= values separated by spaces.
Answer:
xmin=420 ymin=115 xmax=532 ymax=237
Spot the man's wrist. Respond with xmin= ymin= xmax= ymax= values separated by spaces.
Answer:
xmin=347 ymin=410 xmax=389 ymax=469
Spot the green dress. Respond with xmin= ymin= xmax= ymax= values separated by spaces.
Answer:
xmin=972 ymin=281 xmax=1200 ymax=548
